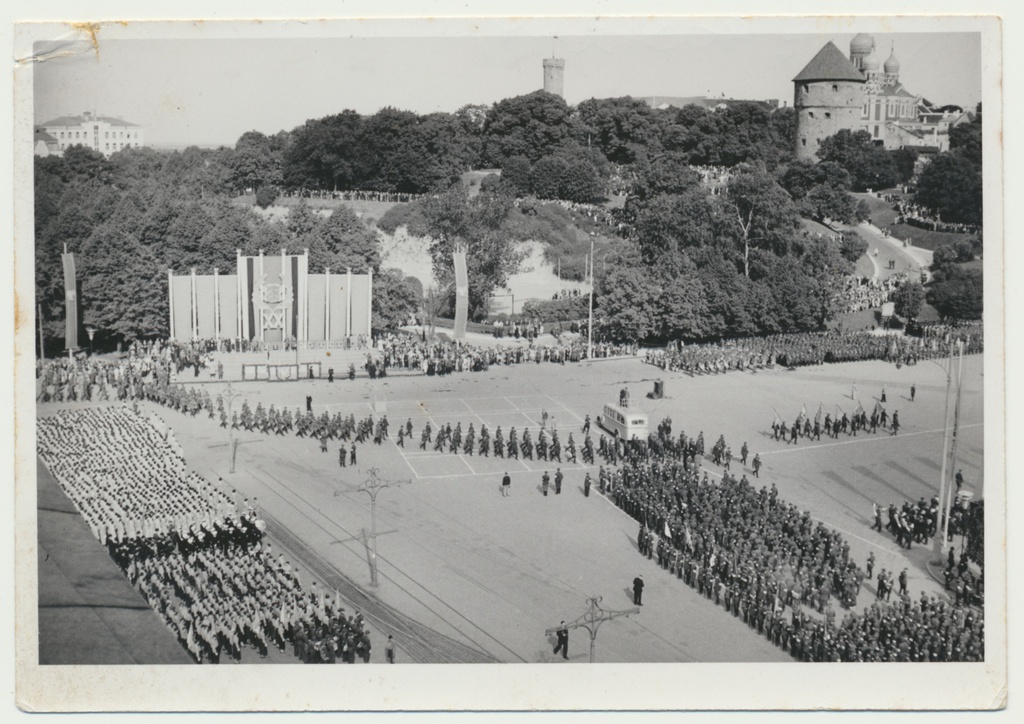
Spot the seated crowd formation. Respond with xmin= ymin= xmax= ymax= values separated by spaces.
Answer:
xmin=37 ymin=407 xmax=372 ymax=664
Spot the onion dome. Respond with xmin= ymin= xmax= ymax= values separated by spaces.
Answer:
xmin=850 ymin=33 xmax=875 ymax=55
xmin=884 ymin=48 xmax=900 ymax=74
xmin=863 ymin=49 xmax=880 ymax=71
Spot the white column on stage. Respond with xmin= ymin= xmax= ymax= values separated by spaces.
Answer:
xmin=300 ymin=249 xmax=309 ymax=342
xmin=237 ymin=249 xmax=246 ymax=341
xmin=214 ymin=267 xmax=220 ymax=340
xmin=257 ymin=249 xmax=265 ymax=342
xmin=366 ymin=267 xmax=373 ymax=337
xmin=280 ymin=248 xmax=288 ymax=339
xmin=346 ymin=268 xmax=353 ymax=338
xmin=325 ymin=267 xmax=331 ymax=342
xmin=167 ymin=268 xmax=176 ymax=339
xmin=190 ymin=267 xmax=198 ymax=340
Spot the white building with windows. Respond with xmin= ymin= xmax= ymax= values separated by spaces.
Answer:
xmin=37 ymin=111 xmax=145 ymax=157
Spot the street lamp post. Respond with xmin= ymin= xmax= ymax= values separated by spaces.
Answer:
xmin=545 ymin=595 xmax=639 ymax=663
xmin=333 ymin=468 xmax=410 ymax=587
xmin=222 ymin=382 xmax=242 ymax=473
xmin=942 ymin=339 xmax=966 ymax=548
xmin=931 ymin=340 xmax=964 ymax=562
xmin=86 ymin=326 xmax=96 ymax=355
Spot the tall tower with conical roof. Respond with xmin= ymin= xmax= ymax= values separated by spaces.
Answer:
xmin=543 ymin=56 xmax=565 ymax=97
xmin=792 ymin=41 xmax=867 ymax=161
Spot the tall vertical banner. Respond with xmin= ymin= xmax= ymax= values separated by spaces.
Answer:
xmin=453 ymin=248 xmax=468 ymax=340
xmin=61 ymin=250 xmax=78 ymax=351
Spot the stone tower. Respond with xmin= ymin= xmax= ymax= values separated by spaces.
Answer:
xmin=543 ymin=57 xmax=565 ymax=97
xmin=792 ymin=41 xmax=866 ymax=161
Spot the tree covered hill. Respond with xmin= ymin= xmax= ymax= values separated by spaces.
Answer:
xmin=34 ymin=93 xmax=983 ymax=351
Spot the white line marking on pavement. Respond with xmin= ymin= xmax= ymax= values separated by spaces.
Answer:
xmin=458 ymin=397 xmax=492 ymax=431
xmin=809 ymin=518 xmax=896 ymax=553
xmin=546 ymin=394 xmax=585 ymax=423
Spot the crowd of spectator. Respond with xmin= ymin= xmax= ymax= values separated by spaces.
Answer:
xmin=516 ymin=197 xmax=628 ymax=234
xmin=692 ymin=164 xmax=732 ymax=194
xmin=366 ymin=333 xmax=637 ymax=376
xmin=881 ymin=196 xmax=981 ymax=236
xmin=270 ymin=188 xmax=422 ymax=203
xmin=36 ymin=407 xmax=373 ymax=664
xmin=834 ymin=273 xmax=910 ymax=314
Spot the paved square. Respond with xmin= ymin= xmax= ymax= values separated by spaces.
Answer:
xmin=137 ymin=351 xmax=985 ymax=663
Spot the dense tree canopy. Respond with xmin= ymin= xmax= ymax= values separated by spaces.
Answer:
xmin=779 ymin=160 xmax=859 ymax=225
xmin=37 ymin=86 xmax=984 ymax=351
xmin=282 ymin=111 xmax=364 ymax=190
xmin=658 ymin=103 xmax=794 ymax=169
xmin=34 ymin=147 xmax=383 ymax=350
xmin=817 ymin=129 xmax=901 ymax=191
xmin=892 ymin=280 xmax=925 ymax=320
xmin=597 ymin=156 xmax=849 ymax=343
xmin=575 ymin=97 xmax=658 ymax=165
xmin=915 ymin=152 xmax=983 ymax=226
xmin=948 ymin=114 xmax=982 ymax=168
xmin=926 ymin=266 xmax=983 ymax=321
xmin=420 ymin=184 xmax=526 ymax=320
xmin=725 ymin=165 xmax=802 ymax=277
xmin=480 ymin=90 xmax=580 ymax=165
xmin=228 ymin=131 xmax=282 ymax=193
xmin=372 ymin=269 xmax=421 ymax=332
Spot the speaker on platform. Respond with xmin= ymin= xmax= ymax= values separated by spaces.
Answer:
xmin=651 ymin=379 xmax=664 ymax=399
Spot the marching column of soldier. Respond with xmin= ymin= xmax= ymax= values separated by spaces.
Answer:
xmin=769 ymin=400 xmax=901 ymax=445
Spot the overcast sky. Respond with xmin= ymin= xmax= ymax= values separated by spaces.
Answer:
xmin=32 ymin=31 xmax=982 ymax=148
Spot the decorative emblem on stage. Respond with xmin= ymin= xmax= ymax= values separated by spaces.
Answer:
xmin=263 ymin=281 xmax=286 ymax=305
xmin=263 ymin=308 xmax=286 ymax=330
xmin=253 ymin=274 xmax=294 ymax=309
xmin=252 ymin=274 xmax=294 ymax=333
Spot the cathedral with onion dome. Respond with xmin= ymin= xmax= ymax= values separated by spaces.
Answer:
xmin=793 ymin=33 xmax=968 ymax=161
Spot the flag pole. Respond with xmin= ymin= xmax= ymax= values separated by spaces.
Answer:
xmin=38 ymin=304 xmax=45 ymax=360
xmin=932 ymin=341 xmax=955 ymax=561
xmin=941 ymin=339 xmax=966 ymax=549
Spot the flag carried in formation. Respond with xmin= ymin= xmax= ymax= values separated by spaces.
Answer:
xmin=815 ymin=403 xmax=823 ymax=426
xmin=664 ymin=520 xmax=672 ymax=540
xmin=61 ymin=247 xmax=78 ymax=351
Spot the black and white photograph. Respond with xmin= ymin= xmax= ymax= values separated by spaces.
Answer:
xmin=9 ymin=4 xmax=1010 ymax=714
